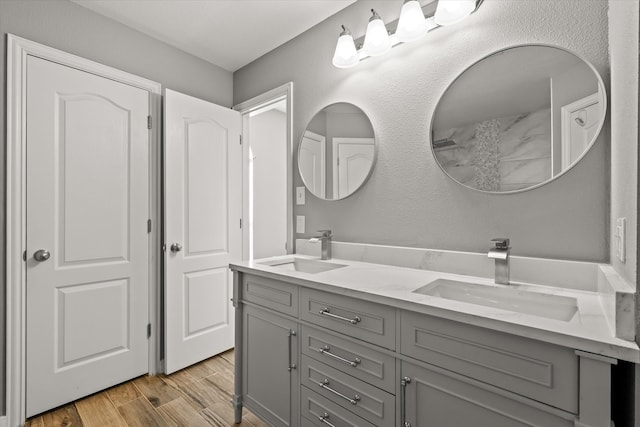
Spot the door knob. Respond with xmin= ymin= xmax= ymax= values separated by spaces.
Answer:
xmin=33 ymin=249 xmax=51 ymax=262
xmin=170 ymin=243 xmax=182 ymax=253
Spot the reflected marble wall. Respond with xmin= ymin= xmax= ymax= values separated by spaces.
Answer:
xmin=433 ymin=108 xmax=552 ymax=191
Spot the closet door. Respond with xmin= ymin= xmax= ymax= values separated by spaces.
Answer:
xmin=26 ymin=55 xmax=151 ymax=416
xmin=164 ymin=89 xmax=242 ymax=373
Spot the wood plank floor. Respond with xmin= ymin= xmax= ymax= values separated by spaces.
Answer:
xmin=24 ymin=350 xmax=268 ymax=427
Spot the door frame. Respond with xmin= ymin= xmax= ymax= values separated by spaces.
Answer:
xmin=233 ymin=83 xmax=294 ymax=259
xmin=5 ymin=34 xmax=162 ymax=426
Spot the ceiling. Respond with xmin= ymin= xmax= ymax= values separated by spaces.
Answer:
xmin=71 ymin=0 xmax=356 ymax=72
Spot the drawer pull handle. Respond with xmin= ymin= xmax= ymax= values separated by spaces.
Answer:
xmin=287 ymin=330 xmax=297 ymax=371
xmin=401 ymin=376 xmax=412 ymax=427
xmin=318 ymin=345 xmax=361 ymax=367
xmin=319 ymin=412 xmax=337 ymax=427
xmin=319 ymin=307 xmax=361 ymax=324
xmin=318 ymin=379 xmax=361 ymax=405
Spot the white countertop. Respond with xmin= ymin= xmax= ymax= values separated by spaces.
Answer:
xmin=230 ymin=255 xmax=640 ymax=363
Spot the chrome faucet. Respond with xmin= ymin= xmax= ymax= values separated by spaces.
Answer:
xmin=488 ymin=238 xmax=510 ymax=285
xmin=310 ymin=230 xmax=332 ymax=260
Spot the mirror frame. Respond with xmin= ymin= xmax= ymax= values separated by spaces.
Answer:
xmin=298 ymin=102 xmax=378 ymax=201
xmin=429 ymin=43 xmax=608 ymax=194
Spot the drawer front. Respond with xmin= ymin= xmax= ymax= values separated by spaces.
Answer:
xmin=301 ymin=326 xmax=396 ymax=393
xmin=400 ymin=311 xmax=578 ymax=413
xmin=242 ymin=274 xmax=298 ymax=316
xmin=301 ymin=355 xmax=395 ymax=427
xmin=300 ymin=288 xmax=396 ymax=349
xmin=301 ymin=386 xmax=377 ymax=427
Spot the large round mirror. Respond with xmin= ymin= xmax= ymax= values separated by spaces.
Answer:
xmin=431 ymin=45 xmax=607 ymax=193
xmin=299 ymin=102 xmax=376 ymax=200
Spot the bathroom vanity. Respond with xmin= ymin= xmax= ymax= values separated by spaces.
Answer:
xmin=230 ymin=250 xmax=638 ymax=427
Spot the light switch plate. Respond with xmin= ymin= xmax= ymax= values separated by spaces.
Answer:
xmin=296 ymin=215 xmax=305 ymax=234
xmin=616 ymin=217 xmax=626 ymax=263
xmin=296 ymin=186 xmax=305 ymax=205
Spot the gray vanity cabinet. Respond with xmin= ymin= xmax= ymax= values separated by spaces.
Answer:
xmin=240 ymin=274 xmax=300 ymax=427
xmin=400 ymin=361 xmax=574 ymax=427
xmin=233 ymin=271 xmax=616 ymax=427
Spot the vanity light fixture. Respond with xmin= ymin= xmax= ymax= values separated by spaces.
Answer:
xmin=396 ymin=0 xmax=428 ymax=42
xmin=434 ymin=0 xmax=476 ymax=26
xmin=332 ymin=0 xmax=481 ymax=68
xmin=362 ymin=9 xmax=391 ymax=56
xmin=332 ymin=25 xmax=360 ymax=68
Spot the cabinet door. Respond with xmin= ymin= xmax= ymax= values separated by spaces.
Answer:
xmin=401 ymin=362 xmax=573 ymax=427
xmin=243 ymin=305 xmax=299 ymax=427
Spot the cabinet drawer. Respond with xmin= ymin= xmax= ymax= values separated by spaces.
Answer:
xmin=301 ymin=326 xmax=396 ymax=393
xmin=301 ymin=386 xmax=376 ymax=427
xmin=300 ymin=288 xmax=395 ymax=350
xmin=400 ymin=311 xmax=578 ymax=413
xmin=301 ymin=355 xmax=395 ymax=427
xmin=242 ymin=274 xmax=298 ymax=317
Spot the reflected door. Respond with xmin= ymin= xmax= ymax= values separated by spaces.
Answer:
xmin=561 ymin=93 xmax=602 ymax=169
xmin=26 ymin=56 xmax=150 ymax=416
xmin=299 ymin=130 xmax=326 ymax=198
xmin=333 ymin=137 xmax=375 ymax=199
xmin=164 ymin=89 xmax=242 ymax=373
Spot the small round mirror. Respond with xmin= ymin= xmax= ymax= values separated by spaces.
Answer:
xmin=431 ymin=45 xmax=607 ymax=193
xmin=299 ymin=103 xmax=376 ymax=200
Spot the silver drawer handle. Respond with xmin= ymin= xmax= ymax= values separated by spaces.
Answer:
xmin=287 ymin=330 xmax=297 ymax=372
xmin=401 ymin=376 xmax=412 ymax=427
xmin=318 ymin=379 xmax=361 ymax=405
xmin=319 ymin=412 xmax=336 ymax=427
xmin=318 ymin=345 xmax=361 ymax=367
xmin=319 ymin=307 xmax=361 ymax=324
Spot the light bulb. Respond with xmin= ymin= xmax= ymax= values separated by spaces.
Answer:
xmin=434 ymin=0 xmax=476 ymax=26
xmin=396 ymin=0 xmax=427 ymax=42
xmin=332 ymin=26 xmax=359 ymax=68
xmin=362 ymin=9 xmax=391 ymax=57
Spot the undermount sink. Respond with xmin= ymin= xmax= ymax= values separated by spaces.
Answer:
xmin=413 ymin=278 xmax=579 ymax=322
xmin=260 ymin=257 xmax=347 ymax=274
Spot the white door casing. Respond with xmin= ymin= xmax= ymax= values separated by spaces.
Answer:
xmin=6 ymin=35 xmax=161 ymax=427
xmin=299 ymin=130 xmax=326 ymax=198
xmin=234 ymin=82 xmax=293 ymax=261
xmin=332 ymin=137 xmax=375 ymax=199
xmin=25 ymin=56 xmax=151 ymax=416
xmin=164 ymin=89 xmax=242 ymax=374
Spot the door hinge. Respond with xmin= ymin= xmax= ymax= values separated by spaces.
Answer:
xmin=147 ymin=219 xmax=152 ymax=233
xmin=240 ymin=218 xmax=242 ymax=229
xmin=239 ymin=135 xmax=242 ymax=145
xmin=147 ymin=115 xmax=152 ymax=129
xmin=23 ymin=251 xmax=27 ymax=261
xmin=147 ymin=323 xmax=152 ymax=338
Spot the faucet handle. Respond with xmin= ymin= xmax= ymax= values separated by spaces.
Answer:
xmin=491 ymin=238 xmax=510 ymax=249
xmin=317 ymin=230 xmax=332 ymax=237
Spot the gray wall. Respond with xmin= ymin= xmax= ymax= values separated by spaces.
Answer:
xmin=0 ymin=0 xmax=233 ymax=415
xmin=234 ymin=0 xmax=610 ymax=262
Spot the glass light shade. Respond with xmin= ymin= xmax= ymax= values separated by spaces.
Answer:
xmin=396 ymin=0 xmax=427 ymax=42
xmin=332 ymin=32 xmax=359 ymax=68
xmin=362 ymin=12 xmax=391 ymax=56
xmin=434 ymin=0 xmax=476 ymax=26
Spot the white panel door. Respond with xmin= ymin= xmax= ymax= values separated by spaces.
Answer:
xmin=333 ymin=137 xmax=375 ymax=199
xmin=299 ymin=130 xmax=326 ymax=198
xmin=26 ymin=56 xmax=150 ymax=416
xmin=164 ymin=89 xmax=242 ymax=373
